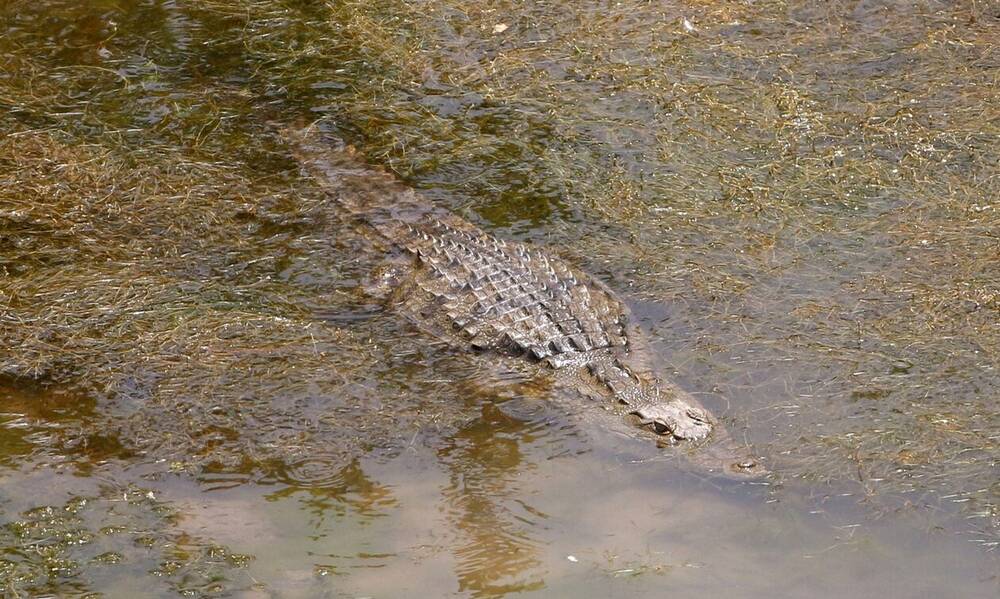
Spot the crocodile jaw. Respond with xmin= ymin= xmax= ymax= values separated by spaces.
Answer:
xmin=686 ymin=430 xmax=769 ymax=479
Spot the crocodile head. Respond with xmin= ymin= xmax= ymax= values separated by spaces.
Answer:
xmin=628 ymin=387 xmax=767 ymax=479
xmin=631 ymin=400 xmax=714 ymax=441
xmin=582 ymin=355 xmax=767 ymax=477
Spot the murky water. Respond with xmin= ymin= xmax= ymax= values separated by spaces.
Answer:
xmin=1 ymin=0 xmax=997 ymax=596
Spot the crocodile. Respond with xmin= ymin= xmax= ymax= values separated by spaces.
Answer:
xmin=282 ymin=122 xmax=764 ymax=477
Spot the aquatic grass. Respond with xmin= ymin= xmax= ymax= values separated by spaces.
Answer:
xmin=0 ymin=121 xmax=476 ymax=477
xmin=0 ymin=0 xmax=997 ymax=560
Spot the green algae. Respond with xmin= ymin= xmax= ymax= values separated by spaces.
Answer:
xmin=0 ymin=481 xmax=254 ymax=597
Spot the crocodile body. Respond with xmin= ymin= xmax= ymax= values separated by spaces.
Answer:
xmin=284 ymin=124 xmax=762 ymax=477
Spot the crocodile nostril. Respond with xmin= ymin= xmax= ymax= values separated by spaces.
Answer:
xmin=686 ymin=408 xmax=710 ymax=423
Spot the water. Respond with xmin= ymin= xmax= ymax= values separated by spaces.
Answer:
xmin=1 ymin=0 xmax=997 ymax=596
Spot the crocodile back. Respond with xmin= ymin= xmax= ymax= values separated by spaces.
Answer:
xmin=281 ymin=122 xmax=634 ymax=367
xmin=393 ymin=217 xmax=632 ymax=366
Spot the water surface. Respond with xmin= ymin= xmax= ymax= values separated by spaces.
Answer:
xmin=1 ymin=0 xmax=997 ymax=596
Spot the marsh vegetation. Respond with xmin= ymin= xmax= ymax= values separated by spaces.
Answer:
xmin=1 ymin=0 xmax=997 ymax=596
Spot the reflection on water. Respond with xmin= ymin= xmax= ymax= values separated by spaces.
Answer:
xmin=1 ymin=0 xmax=998 ymax=596
xmin=437 ymin=403 xmax=547 ymax=596
xmin=268 ymin=456 xmax=398 ymax=524
xmin=0 ymin=378 xmax=132 ymax=474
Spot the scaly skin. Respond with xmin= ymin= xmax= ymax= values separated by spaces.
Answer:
xmin=282 ymin=122 xmax=765 ymax=478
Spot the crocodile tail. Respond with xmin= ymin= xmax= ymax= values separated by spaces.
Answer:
xmin=277 ymin=121 xmax=398 ymax=215
xmin=278 ymin=121 xmax=445 ymax=229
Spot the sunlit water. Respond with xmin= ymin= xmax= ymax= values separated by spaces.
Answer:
xmin=1 ymin=0 xmax=997 ymax=596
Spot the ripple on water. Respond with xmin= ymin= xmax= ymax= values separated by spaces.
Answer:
xmin=265 ymin=455 xmax=399 ymax=520
xmin=275 ymin=454 xmax=349 ymax=488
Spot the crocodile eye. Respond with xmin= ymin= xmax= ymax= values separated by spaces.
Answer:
xmin=650 ymin=420 xmax=671 ymax=435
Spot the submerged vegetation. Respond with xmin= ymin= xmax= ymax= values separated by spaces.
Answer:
xmin=0 ymin=0 xmax=998 ymax=595
xmin=0 ymin=477 xmax=254 ymax=597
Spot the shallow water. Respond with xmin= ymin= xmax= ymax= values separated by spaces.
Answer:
xmin=1 ymin=0 xmax=998 ymax=596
